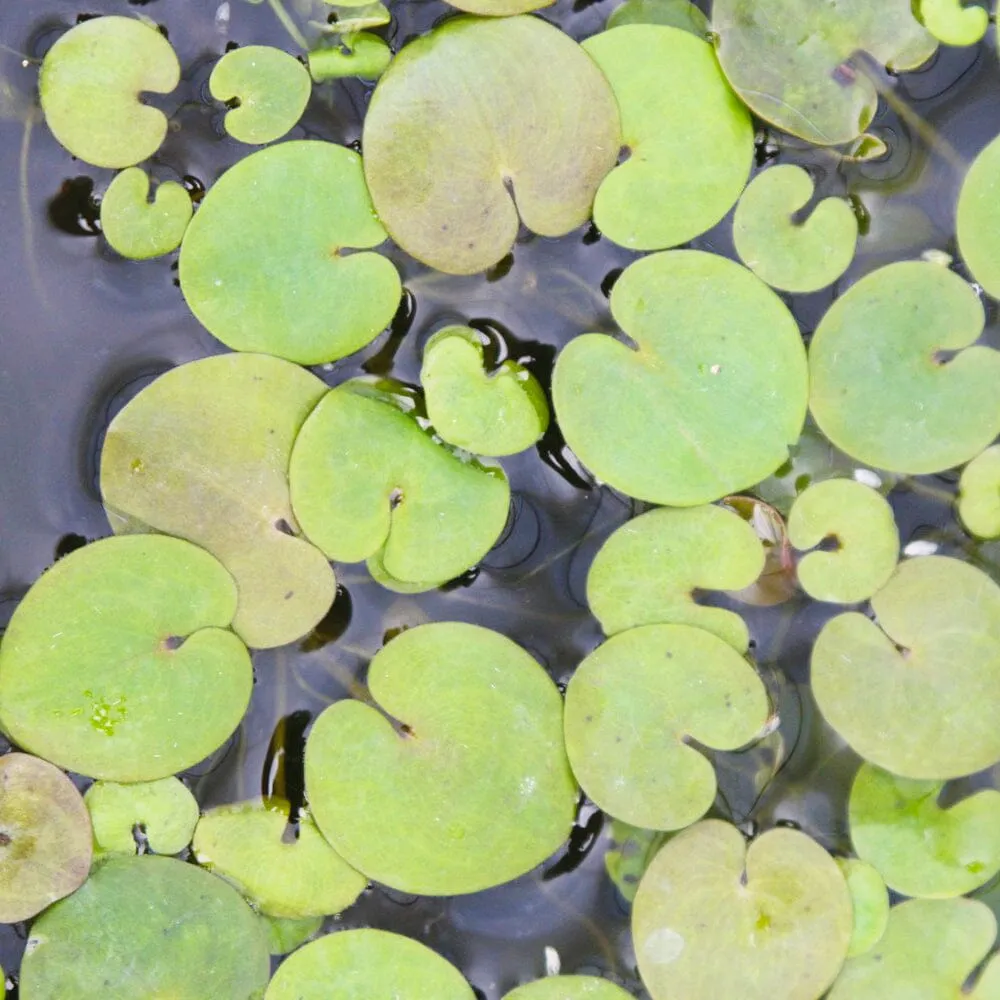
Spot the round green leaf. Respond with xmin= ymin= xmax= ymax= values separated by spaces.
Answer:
xmin=85 ymin=777 xmax=198 ymax=856
xmin=39 ymin=16 xmax=180 ymax=169
xmin=582 ymin=25 xmax=752 ymax=251
xmin=264 ymin=929 xmax=475 ymax=1000
xmin=586 ymin=505 xmax=764 ymax=650
xmin=20 ymin=854 xmax=270 ymax=999
xmin=787 ymin=479 xmax=899 ymax=604
xmin=290 ymin=379 xmax=510 ymax=587
xmin=812 ymin=555 xmax=1000 ymax=779
xmin=958 ymin=134 xmax=1000 ymax=301
xmin=504 ymin=977 xmax=634 ymax=1000
xmin=732 ymin=166 xmax=858 ymax=293
xmin=826 ymin=898 xmax=1000 ymax=1000
xmin=210 ymin=46 xmax=311 ymax=145
xmin=0 ymin=753 xmax=92 ymax=923
xmin=263 ymin=915 xmax=323 ymax=956
xmin=553 ymin=250 xmax=808 ymax=505
xmin=808 ymin=261 xmax=1000 ymax=474
xmin=193 ymin=798 xmax=366 ymax=918
xmin=564 ymin=625 xmax=769 ymax=831
xmin=309 ymin=33 xmax=392 ymax=81
xmin=100 ymin=353 xmax=336 ymax=650
xmin=633 ymin=820 xmax=853 ymax=1000
xmin=179 ymin=140 xmax=401 ymax=364
xmin=421 ymin=325 xmax=549 ymax=457
xmin=305 ymin=622 xmax=577 ymax=895
xmin=607 ymin=0 xmax=709 ymax=34
xmin=836 ymin=858 xmax=889 ymax=958
xmin=849 ymin=762 xmax=1000 ymax=898
xmin=958 ymin=446 xmax=1000 ymax=538
xmin=0 ymin=535 xmax=252 ymax=782
xmin=362 ymin=15 xmax=621 ymax=274
xmin=712 ymin=0 xmax=937 ymax=146
xmin=917 ymin=0 xmax=989 ymax=46
xmin=100 ymin=167 xmax=192 ymax=260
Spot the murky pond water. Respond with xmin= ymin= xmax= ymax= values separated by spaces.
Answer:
xmin=1 ymin=0 xmax=999 ymax=995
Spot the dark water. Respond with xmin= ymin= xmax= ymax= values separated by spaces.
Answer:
xmin=0 ymin=0 xmax=999 ymax=995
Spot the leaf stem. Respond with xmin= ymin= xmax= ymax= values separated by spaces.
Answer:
xmin=266 ymin=0 xmax=311 ymax=51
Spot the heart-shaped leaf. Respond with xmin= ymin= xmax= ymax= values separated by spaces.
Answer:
xmin=607 ymin=0 xmax=709 ymax=34
xmin=808 ymin=261 xmax=1000 ymax=474
xmin=39 ymin=16 xmax=180 ymax=168
xmin=553 ymin=250 xmax=808 ymax=505
xmin=633 ymin=820 xmax=853 ymax=1000
xmin=503 ymin=977 xmax=634 ymax=1000
xmin=100 ymin=353 xmax=336 ymax=650
xmin=836 ymin=858 xmax=889 ymax=958
xmin=0 ymin=536 xmax=252 ymax=782
xmin=305 ymin=622 xmax=577 ymax=895
xmin=179 ymin=140 xmax=401 ymax=364
xmin=362 ymin=15 xmax=621 ymax=274
xmin=586 ymin=504 xmax=764 ymax=650
xmin=85 ymin=777 xmax=198 ymax=856
xmin=958 ymin=134 xmax=1000 ymax=301
xmin=849 ymin=762 xmax=1000 ymax=898
xmin=309 ymin=33 xmax=392 ymax=81
xmin=917 ymin=0 xmax=989 ymax=46
xmin=100 ymin=167 xmax=192 ymax=260
xmin=812 ymin=555 xmax=1000 ymax=779
xmin=958 ymin=445 xmax=1000 ymax=538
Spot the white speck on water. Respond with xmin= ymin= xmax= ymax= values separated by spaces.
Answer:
xmin=853 ymin=468 xmax=882 ymax=489
xmin=544 ymin=945 xmax=561 ymax=976
xmin=215 ymin=2 xmax=231 ymax=28
xmin=644 ymin=927 xmax=685 ymax=964
xmin=904 ymin=539 xmax=938 ymax=557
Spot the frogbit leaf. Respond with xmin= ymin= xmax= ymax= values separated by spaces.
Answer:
xmin=179 ymin=140 xmax=401 ymax=364
xmin=607 ymin=0 xmax=709 ymax=34
xmin=0 ymin=754 xmax=92 ymax=924
xmin=319 ymin=3 xmax=391 ymax=32
xmin=263 ymin=915 xmax=323 ymax=956
xmin=20 ymin=855 xmax=270 ymax=1000
xmin=826 ymin=898 xmax=1000 ymax=1000
xmin=362 ymin=15 xmax=621 ymax=274
xmin=39 ymin=16 xmax=180 ymax=168
xmin=586 ymin=504 xmax=764 ymax=650
xmin=421 ymin=325 xmax=549 ymax=457
xmin=552 ymin=250 xmax=808 ymax=505
xmin=917 ymin=0 xmax=989 ymax=46
xmin=711 ymin=0 xmax=937 ymax=146
xmin=604 ymin=820 xmax=670 ymax=903
xmin=787 ymin=479 xmax=899 ymax=604
xmin=210 ymin=46 xmax=312 ymax=145
xmin=85 ymin=777 xmax=199 ymax=856
xmin=848 ymin=762 xmax=1000 ymax=898
xmin=958 ymin=446 xmax=1000 ymax=538
xmin=836 ymin=858 xmax=889 ymax=958
xmin=289 ymin=379 xmax=511 ymax=587
xmin=732 ymin=165 xmax=858 ymax=293
xmin=308 ymin=34 xmax=392 ymax=81
xmin=564 ymin=625 xmax=770 ymax=831
xmin=808 ymin=261 xmax=1000 ymax=474
xmin=193 ymin=798 xmax=367 ymax=918
xmin=503 ymin=977 xmax=634 ymax=1000
xmin=100 ymin=168 xmax=192 ymax=260
xmin=264 ymin=929 xmax=475 ymax=1000
xmin=633 ymin=820 xmax=853 ymax=1000
xmin=0 ymin=536 xmax=252 ymax=782
xmin=812 ymin=555 xmax=1000 ymax=779
xmin=305 ymin=622 xmax=578 ymax=895
xmin=100 ymin=353 xmax=336 ymax=650
xmin=958 ymin=134 xmax=1000 ymax=301
xmin=582 ymin=24 xmax=751 ymax=250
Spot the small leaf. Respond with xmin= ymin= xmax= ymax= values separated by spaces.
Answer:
xmin=320 ymin=3 xmax=391 ymax=32
xmin=262 ymin=915 xmax=323 ymax=956
xmin=100 ymin=168 xmax=192 ymax=260
xmin=309 ymin=33 xmax=392 ymax=81
xmin=836 ymin=858 xmax=889 ymax=958
xmin=917 ymin=0 xmax=989 ymax=47
xmin=958 ymin=445 xmax=1000 ymax=538
xmin=604 ymin=820 xmax=669 ymax=903
xmin=503 ymin=977 xmax=634 ymax=1000
xmin=719 ymin=496 xmax=797 ymax=607
xmin=607 ymin=0 xmax=709 ymax=34
xmin=85 ymin=777 xmax=198 ymax=856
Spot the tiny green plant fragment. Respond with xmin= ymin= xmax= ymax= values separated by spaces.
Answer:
xmin=719 ymin=495 xmax=797 ymax=607
xmin=0 ymin=536 xmax=252 ymax=782
xmin=179 ymin=140 xmax=401 ymax=364
xmin=958 ymin=446 xmax=1000 ymax=538
xmin=633 ymin=820 xmax=853 ymax=1000
xmin=848 ymin=762 xmax=1000 ymax=898
xmin=812 ymin=555 xmax=1000 ymax=779
xmin=421 ymin=326 xmax=549 ymax=457
xmin=0 ymin=754 xmax=92 ymax=924
xmin=787 ymin=479 xmax=899 ymax=604
xmin=264 ymin=928 xmax=476 ymax=1000
xmin=711 ymin=0 xmax=937 ymax=146
xmin=39 ymin=16 xmax=180 ymax=169
xmin=917 ymin=0 xmax=989 ymax=46
xmin=305 ymin=622 xmax=578 ymax=895
xmin=958 ymin=134 xmax=1000 ymax=301
xmin=309 ymin=33 xmax=392 ymax=81
xmin=732 ymin=166 xmax=858 ymax=294
xmin=99 ymin=167 xmax=192 ymax=260
xmin=564 ymin=625 xmax=769 ymax=831
xmin=210 ymin=46 xmax=312 ymax=145
xmin=263 ymin=915 xmax=323 ymax=956
xmin=604 ymin=820 xmax=669 ymax=902
xmin=85 ymin=777 xmax=198 ymax=856
xmin=582 ymin=25 xmax=753 ymax=251
xmin=100 ymin=353 xmax=335 ymax=650
xmin=553 ymin=251 xmax=808 ymax=506
xmin=836 ymin=858 xmax=889 ymax=958
xmin=586 ymin=505 xmax=764 ymax=650
xmin=606 ymin=0 xmax=709 ymax=34
xmin=503 ymin=977 xmax=634 ymax=1000
xmin=193 ymin=798 xmax=367 ymax=918
xmin=826 ymin=897 xmax=1000 ymax=1000
xmin=362 ymin=15 xmax=621 ymax=274
xmin=321 ymin=2 xmax=392 ymax=31
xmin=19 ymin=855 xmax=270 ymax=1000
xmin=290 ymin=379 xmax=510 ymax=587
xmin=808 ymin=261 xmax=1000 ymax=474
